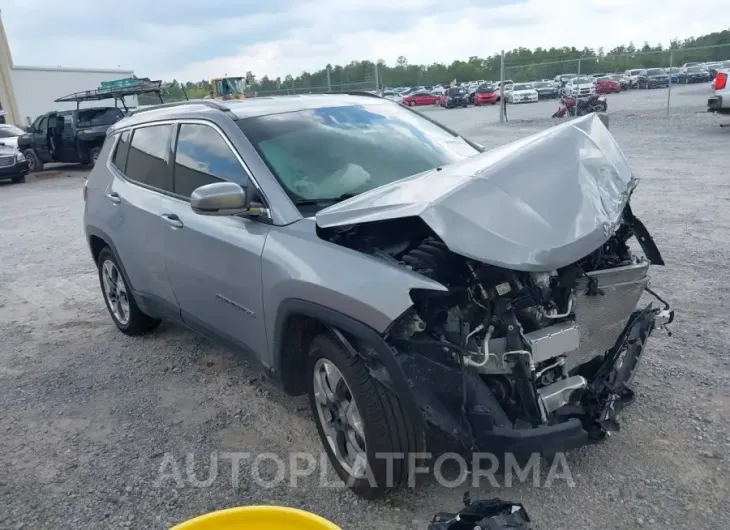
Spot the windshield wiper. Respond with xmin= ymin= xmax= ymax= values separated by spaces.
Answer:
xmin=292 ymin=193 xmax=358 ymax=206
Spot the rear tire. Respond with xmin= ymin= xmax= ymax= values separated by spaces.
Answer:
xmin=306 ymin=333 xmax=421 ymax=499
xmin=97 ymin=247 xmax=160 ymax=336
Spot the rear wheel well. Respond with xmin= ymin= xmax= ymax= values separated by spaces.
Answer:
xmin=278 ymin=314 xmax=329 ymax=396
xmin=89 ymin=235 xmax=107 ymax=264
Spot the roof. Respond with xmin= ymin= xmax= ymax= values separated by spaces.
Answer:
xmin=109 ymin=93 xmax=392 ymax=132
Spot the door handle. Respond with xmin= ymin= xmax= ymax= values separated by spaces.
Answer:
xmin=106 ymin=192 xmax=121 ymax=204
xmin=161 ymin=213 xmax=184 ymax=228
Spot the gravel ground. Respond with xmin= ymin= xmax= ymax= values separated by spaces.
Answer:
xmin=1 ymin=86 xmax=729 ymax=530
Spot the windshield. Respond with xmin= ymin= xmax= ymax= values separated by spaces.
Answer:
xmin=236 ymin=104 xmax=480 ymax=209
xmin=533 ymin=82 xmax=550 ymax=88
xmin=216 ymin=77 xmax=246 ymax=96
xmin=573 ymin=77 xmax=592 ymax=84
xmin=630 ymin=70 xmax=642 ymax=75
xmin=686 ymin=67 xmax=703 ymax=73
xmin=647 ymin=69 xmax=665 ymax=75
xmin=513 ymin=84 xmax=531 ymax=91
xmin=448 ymin=88 xmax=465 ymax=96
xmin=477 ymin=84 xmax=494 ymax=93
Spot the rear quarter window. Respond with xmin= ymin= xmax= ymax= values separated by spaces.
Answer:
xmin=112 ymin=130 xmax=131 ymax=172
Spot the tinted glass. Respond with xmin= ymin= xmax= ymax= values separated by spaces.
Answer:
xmin=113 ymin=130 xmax=131 ymax=172
xmin=513 ymin=84 xmax=530 ymax=90
xmin=533 ymin=82 xmax=549 ymax=88
xmin=237 ymin=103 xmax=479 ymax=208
xmin=77 ymin=107 xmax=124 ymax=126
xmin=686 ymin=67 xmax=702 ymax=73
xmin=477 ymin=84 xmax=494 ymax=93
xmin=125 ymin=125 xmax=172 ymax=190
xmin=647 ymin=69 xmax=665 ymax=75
xmin=173 ymin=124 xmax=244 ymax=198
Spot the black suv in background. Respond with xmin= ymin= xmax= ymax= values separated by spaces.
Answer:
xmin=18 ymin=107 xmax=125 ymax=172
xmin=637 ymin=68 xmax=670 ymax=89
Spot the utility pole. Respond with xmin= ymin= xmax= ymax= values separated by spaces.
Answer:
xmin=326 ymin=67 xmax=331 ymax=92
xmin=499 ymin=50 xmax=506 ymax=124
xmin=666 ymin=50 xmax=673 ymax=118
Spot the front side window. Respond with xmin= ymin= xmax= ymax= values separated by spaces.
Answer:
xmin=172 ymin=123 xmax=245 ymax=198
xmin=237 ymin=103 xmax=480 ymax=210
xmin=125 ymin=124 xmax=172 ymax=190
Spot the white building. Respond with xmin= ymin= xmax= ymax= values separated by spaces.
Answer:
xmin=0 ymin=9 xmax=136 ymax=127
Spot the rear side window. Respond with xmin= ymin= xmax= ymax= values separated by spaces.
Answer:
xmin=172 ymin=123 xmax=245 ymax=198
xmin=112 ymin=130 xmax=131 ymax=172
xmin=125 ymin=124 xmax=172 ymax=190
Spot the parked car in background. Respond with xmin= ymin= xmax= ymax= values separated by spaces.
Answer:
xmin=0 ymin=143 xmax=29 ymax=183
xmin=402 ymin=91 xmax=438 ymax=107
xmin=506 ymin=83 xmax=538 ymax=104
xmin=682 ymin=62 xmax=702 ymax=68
xmin=665 ymin=67 xmax=681 ymax=84
xmin=495 ymin=80 xmax=514 ymax=95
xmin=382 ymin=91 xmax=404 ymax=104
xmin=431 ymin=86 xmax=446 ymax=95
xmin=554 ymin=73 xmax=578 ymax=89
xmin=563 ymin=76 xmax=596 ymax=98
xmin=18 ymin=106 xmax=125 ymax=172
xmin=443 ymin=87 xmax=469 ymax=108
xmin=532 ymin=81 xmax=559 ymax=99
xmin=707 ymin=69 xmax=729 ymax=119
xmin=678 ymin=66 xmax=712 ymax=84
xmin=473 ymin=83 xmax=499 ymax=105
xmin=0 ymin=124 xmax=26 ymax=150
xmin=608 ymin=73 xmax=630 ymax=90
xmin=594 ymin=76 xmax=622 ymax=94
xmin=624 ymin=69 xmax=643 ymax=88
xmin=637 ymin=68 xmax=670 ymax=89
xmin=704 ymin=63 xmax=723 ymax=78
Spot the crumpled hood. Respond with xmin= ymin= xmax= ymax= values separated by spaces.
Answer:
xmin=316 ymin=113 xmax=636 ymax=272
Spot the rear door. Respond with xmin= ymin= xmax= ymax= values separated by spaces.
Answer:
xmin=159 ymin=121 xmax=270 ymax=357
xmin=106 ymin=124 xmax=179 ymax=314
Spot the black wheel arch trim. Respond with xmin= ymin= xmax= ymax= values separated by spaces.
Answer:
xmin=273 ymin=298 xmax=425 ymax=432
xmin=85 ymin=225 xmax=136 ymax=292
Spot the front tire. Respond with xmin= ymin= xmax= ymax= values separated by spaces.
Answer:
xmin=97 ymin=247 xmax=160 ymax=335
xmin=11 ymin=175 xmax=26 ymax=183
xmin=306 ymin=333 xmax=420 ymax=499
xmin=89 ymin=146 xmax=102 ymax=167
xmin=23 ymin=149 xmax=43 ymax=173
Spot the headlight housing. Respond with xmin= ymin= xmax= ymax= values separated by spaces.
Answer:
xmin=16 ymin=151 xmax=25 ymax=162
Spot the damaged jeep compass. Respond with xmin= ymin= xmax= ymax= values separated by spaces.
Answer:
xmin=84 ymin=94 xmax=673 ymax=499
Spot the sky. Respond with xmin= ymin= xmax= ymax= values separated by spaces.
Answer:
xmin=1 ymin=0 xmax=727 ymax=82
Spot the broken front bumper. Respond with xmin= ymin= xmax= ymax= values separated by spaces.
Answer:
xmin=394 ymin=302 xmax=674 ymax=457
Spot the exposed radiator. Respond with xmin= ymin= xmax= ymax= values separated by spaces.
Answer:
xmin=568 ymin=260 xmax=650 ymax=370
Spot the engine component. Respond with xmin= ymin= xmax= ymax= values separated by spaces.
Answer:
xmin=401 ymin=237 xmax=451 ymax=280
xmin=537 ymin=375 xmax=587 ymax=416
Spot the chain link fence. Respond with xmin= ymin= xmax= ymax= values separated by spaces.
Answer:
xmin=497 ymin=43 xmax=730 ymax=122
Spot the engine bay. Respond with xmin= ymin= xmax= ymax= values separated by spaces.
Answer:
xmin=319 ymin=205 xmax=664 ymax=431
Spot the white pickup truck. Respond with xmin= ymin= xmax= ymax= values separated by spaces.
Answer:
xmin=707 ymin=69 xmax=729 ymax=126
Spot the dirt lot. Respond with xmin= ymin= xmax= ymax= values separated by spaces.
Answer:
xmin=1 ymin=87 xmax=729 ymax=529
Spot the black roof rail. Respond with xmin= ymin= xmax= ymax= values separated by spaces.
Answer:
xmin=129 ymin=99 xmax=231 ymax=116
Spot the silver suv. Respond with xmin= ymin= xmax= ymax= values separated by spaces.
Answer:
xmin=84 ymin=95 xmax=673 ymax=499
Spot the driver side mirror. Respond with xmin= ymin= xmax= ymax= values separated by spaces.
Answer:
xmin=190 ymin=182 xmax=252 ymax=216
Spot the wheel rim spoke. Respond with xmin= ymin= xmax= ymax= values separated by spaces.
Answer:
xmin=101 ymin=260 xmax=129 ymax=325
xmin=312 ymin=359 xmax=368 ymax=478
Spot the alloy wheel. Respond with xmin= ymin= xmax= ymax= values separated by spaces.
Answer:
xmin=312 ymin=358 xmax=367 ymax=477
xmin=101 ymin=260 xmax=130 ymax=326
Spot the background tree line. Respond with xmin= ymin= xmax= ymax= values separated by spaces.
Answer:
xmin=153 ymin=29 xmax=730 ymax=102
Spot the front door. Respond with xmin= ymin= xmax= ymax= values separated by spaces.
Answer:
xmin=160 ymin=122 xmax=270 ymax=358
xmin=32 ymin=115 xmax=53 ymax=163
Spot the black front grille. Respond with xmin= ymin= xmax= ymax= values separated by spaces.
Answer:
xmin=0 ymin=155 xmax=15 ymax=168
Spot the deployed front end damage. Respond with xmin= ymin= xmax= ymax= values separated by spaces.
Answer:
xmin=316 ymin=114 xmax=674 ymax=456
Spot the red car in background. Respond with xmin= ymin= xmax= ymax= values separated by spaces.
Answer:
xmin=594 ymin=77 xmax=622 ymax=94
xmin=473 ymin=83 xmax=499 ymax=105
xmin=403 ymin=91 xmax=438 ymax=106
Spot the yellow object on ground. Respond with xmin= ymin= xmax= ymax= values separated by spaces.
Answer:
xmin=170 ymin=506 xmax=342 ymax=530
